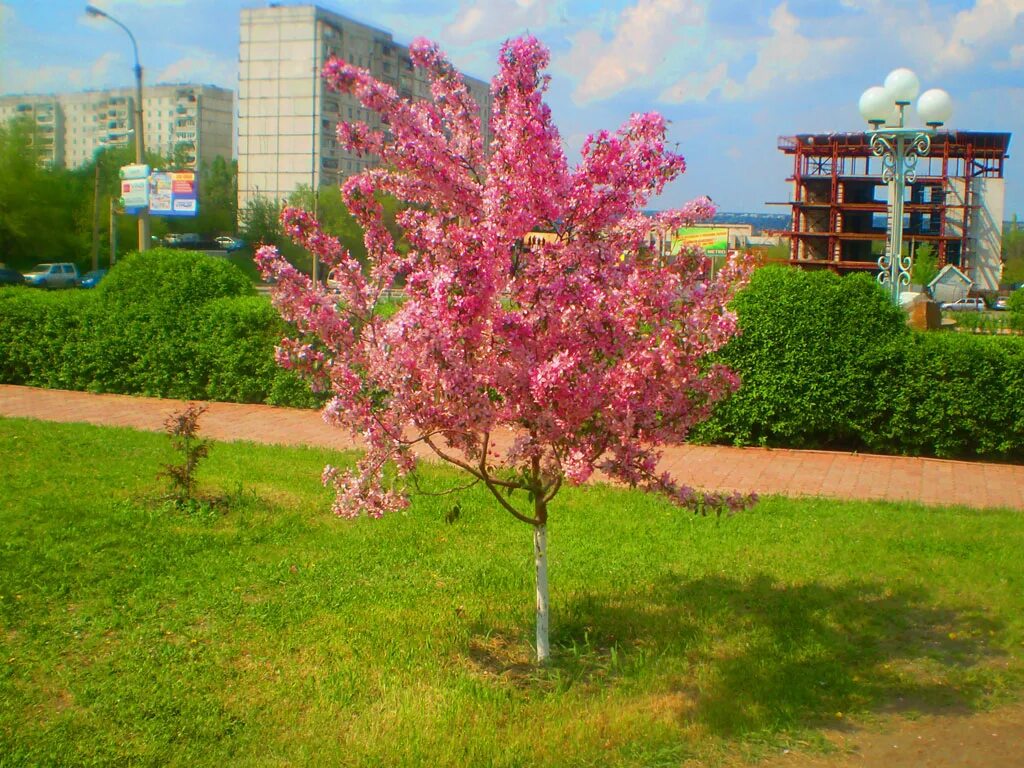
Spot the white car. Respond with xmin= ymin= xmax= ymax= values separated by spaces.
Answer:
xmin=24 ymin=263 xmax=80 ymax=289
xmin=940 ymin=297 xmax=985 ymax=312
xmin=214 ymin=236 xmax=246 ymax=251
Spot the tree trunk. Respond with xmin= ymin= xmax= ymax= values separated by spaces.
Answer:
xmin=534 ymin=522 xmax=550 ymax=663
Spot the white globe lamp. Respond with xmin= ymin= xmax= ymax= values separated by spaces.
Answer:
xmin=917 ymin=88 xmax=953 ymax=127
xmin=859 ymin=86 xmax=892 ymax=126
xmin=884 ymin=68 xmax=920 ymax=104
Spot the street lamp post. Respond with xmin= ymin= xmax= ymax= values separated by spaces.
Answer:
xmin=858 ymin=68 xmax=952 ymax=305
xmin=86 ymin=4 xmax=150 ymax=252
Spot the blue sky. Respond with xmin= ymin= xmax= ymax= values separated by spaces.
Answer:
xmin=1 ymin=0 xmax=1022 ymax=215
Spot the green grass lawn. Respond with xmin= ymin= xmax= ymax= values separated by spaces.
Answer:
xmin=1 ymin=417 xmax=1022 ymax=767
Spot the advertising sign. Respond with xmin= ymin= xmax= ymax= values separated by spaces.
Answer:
xmin=670 ymin=227 xmax=730 ymax=255
xmin=119 ymin=164 xmax=150 ymax=210
xmin=120 ymin=177 xmax=149 ymax=209
xmin=149 ymin=170 xmax=198 ymax=218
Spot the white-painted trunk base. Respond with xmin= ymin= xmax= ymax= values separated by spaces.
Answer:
xmin=534 ymin=523 xmax=550 ymax=663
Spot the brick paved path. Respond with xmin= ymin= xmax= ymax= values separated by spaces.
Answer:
xmin=2 ymin=384 xmax=1022 ymax=510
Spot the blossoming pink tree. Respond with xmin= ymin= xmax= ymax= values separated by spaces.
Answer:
xmin=257 ymin=35 xmax=752 ymax=663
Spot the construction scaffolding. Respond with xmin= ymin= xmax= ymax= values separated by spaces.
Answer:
xmin=770 ymin=131 xmax=1011 ymax=291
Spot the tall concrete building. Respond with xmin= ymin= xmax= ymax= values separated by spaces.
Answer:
xmin=0 ymin=84 xmax=233 ymax=171
xmin=238 ymin=4 xmax=494 ymax=211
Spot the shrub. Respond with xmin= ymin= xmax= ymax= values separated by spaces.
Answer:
xmin=695 ymin=267 xmax=908 ymax=449
xmin=98 ymin=247 xmax=253 ymax=309
xmin=194 ymin=296 xmax=322 ymax=407
xmin=0 ymin=288 xmax=96 ymax=390
xmin=0 ymin=250 xmax=317 ymax=408
xmin=862 ymin=333 xmax=1024 ymax=459
xmin=80 ymin=250 xmax=253 ymax=398
xmin=1009 ymin=288 xmax=1024 ymax=332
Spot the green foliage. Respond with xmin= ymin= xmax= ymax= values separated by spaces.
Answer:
xmin=1008 ymin=288 xmax=1024 ymax=332
xmin=860 ymin=333 xmax=1024 ymax=459
xmin=287 ymin=184 xmax=410 ymax=268
xmin=0 ymin=117 xmax=90 ymax=269
xmin=696 ymin=267 xmax=909 ymax=449
xmin=239 ymin=195 xmax=283 ymax=248
xmin=3 ymin=418 xmax=1024 ymax=766
xmin=0 ymin=250 xmax=317 ymax=407
xmin=194 ymin=296 xmax=322 ymax=407
xmin=99 ymin=247 xmax=253 ymax=308
xmin=1003 ymin=221 xmax=1024 ymax=285
xmin=910 ymin=243 xmax=939 ymax=287
xmin=696 ymin=266 xmax=1024 ymax=460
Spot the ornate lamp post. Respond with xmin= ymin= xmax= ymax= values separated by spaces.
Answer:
xmin=86 ymin=4 xmax=150 ymax=252
xmin=858 ymin=69 xmax=953 ymax=304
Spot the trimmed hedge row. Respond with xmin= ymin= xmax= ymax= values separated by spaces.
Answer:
xmin=0 ymin=249 xmax=319 ymax=408
xmin=3 ymin=256 xmax=1022 ymax=460
xmin=695 ymin=267 xmax=1024 ymax=461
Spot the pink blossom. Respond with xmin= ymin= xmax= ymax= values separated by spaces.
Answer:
xmin=257 ymin=35 xmax=754 ymax=519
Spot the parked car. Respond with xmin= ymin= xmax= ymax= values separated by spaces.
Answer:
xmin=940 ymin=297 xmax=985 ymax=312
xmin=77 ymin=269 xmax=108 ymax=289
xmin=0 ymin=266 xmax=25 ymax=286
xmin=214 ymin=235 xmax=246 ymax=252
xmin=24 ymin=263 xmax=80 ymax=289
xmin=163 ymin=233 xmax=200 ymax=246
xmin=992 ymin=296 xmax=1010 ymax=311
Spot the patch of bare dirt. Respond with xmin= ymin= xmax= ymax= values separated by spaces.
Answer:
xmin=751 ymin=703 xmax=1024 ymax=768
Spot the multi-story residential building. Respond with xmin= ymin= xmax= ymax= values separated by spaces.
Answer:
xmin=0 ymin=84 xmax=233 ymax=171
xmin=237 ymin=4 xmax=494 ymax=211
xmin=771 ymin=131 xmax=1011 ymax=291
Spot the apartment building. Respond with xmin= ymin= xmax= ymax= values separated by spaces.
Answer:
xmin=0 ymin=84 xmax=233 ymax=170
xmin=772 ymin=131 xmax=1011 ymax=291
xmin=238 ymin=4 xmax=494 ymax=211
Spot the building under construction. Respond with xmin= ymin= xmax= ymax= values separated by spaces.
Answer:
xmin=772 ymin=131 xmax=1011 ymax=291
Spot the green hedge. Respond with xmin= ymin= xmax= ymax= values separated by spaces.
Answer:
xmin=694 ymin=267 xmax=909 ymax=450
xmin=3 ymin=256 xmax=1022 ymax=460
xmin=696 ymin=266 xmax=1024 ymax=460
xmin=861 ymin=333 xmax=1024 ymax=459
xmin=0 ymin=250 xmax=319 ymax=408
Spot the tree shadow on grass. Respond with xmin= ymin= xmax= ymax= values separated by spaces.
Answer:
xmin=527 ymin=573 xmax=1007 ymax=736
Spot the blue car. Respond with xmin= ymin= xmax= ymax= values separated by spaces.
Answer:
xmin=0 ymin=266 xmax=25 ymax=286
xmin=77 ymin=269 xmax=108 ymax=289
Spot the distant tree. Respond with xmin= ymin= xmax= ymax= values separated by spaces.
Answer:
xmin=287 ymin=183 xmax=407 ymax=268
xmin=0 ymin=117 xmax=87 ymax=269
xmin=911 ymin=243 xmax=939 ymax=290
xmin=194 ymin=156 xmax=237 ymax=236
xmin=239 ymin=195 xmax=283 ymax=248
xmin=1003 ymin=218 xmax=1024 ymax=286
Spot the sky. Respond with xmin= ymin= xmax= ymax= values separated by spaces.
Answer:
xmin=1 ymin=0 xmax=1022 ymax=215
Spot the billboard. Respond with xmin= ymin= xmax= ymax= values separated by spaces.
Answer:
xmin=121 ymin=166 xmax=198 ymax=218
xmin=119 ymin=164 xmax=150 ymax=210
xmin=670 ymin=227 xmax=729 ymax=255
xmin=149 ymin=170 xmax=198 ymax=218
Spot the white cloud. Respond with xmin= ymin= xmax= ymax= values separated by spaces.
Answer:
xmin=659 ymin=62 xmax=728 ymax=103
xmin=562 ymin=0 xmax=705 ymax=104
xmin=0 ymin=51 xmax=121 ymax=94
xmin=444 ymin=0 xmax=559 ymax=44
xmin=659 ymin=2 xmax=852 ymax=103
xmin=933 ymin=0 xmax=1024 ymax=72
xmin=155 ymin=49 xmax=236 ymax=88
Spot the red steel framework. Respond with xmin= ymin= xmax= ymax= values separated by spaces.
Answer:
xmin=770 ymin=131 xmax=1010 ymax=274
